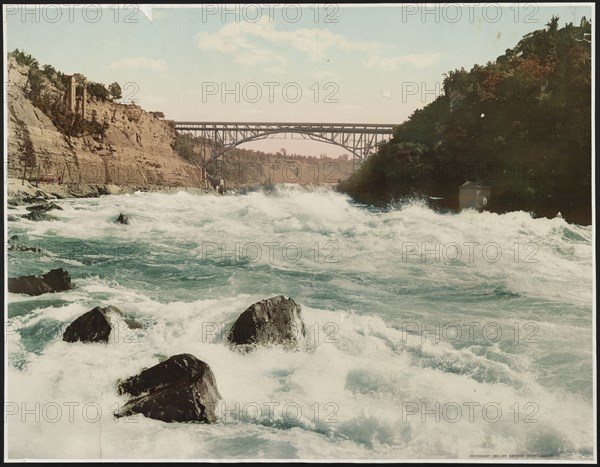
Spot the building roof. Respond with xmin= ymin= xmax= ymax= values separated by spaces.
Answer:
xmin=460 ymin=180 xmax=491 ymax=189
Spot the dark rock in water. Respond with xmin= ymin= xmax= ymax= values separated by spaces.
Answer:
xmin=8 ymin=268 xmax=72 ymax=296
xmin=7 ymin=276 xmax=53 ymax=295
xmin=116 ymin=213 xmax=130 ymax=224
xmin=63 ymin=305 xmax=139 ymax=343
xmin=26 ymin=202 xmax=63 ymax=212
xmin=228 ymin=295 xmax=306 ymax=350
xmin=22 ymin=210 xmax=52 ymax=221
xmin=7 ymin=235 xmax=41 ymax=253
xmin=41 ymin=268 xmax=72 ymax=292
xmin=7 ymin=215 xmax=21 ymax=222
xmin=8 ymin=243 xmax=41 ymax=253
xmin=21 ymin=196 xmax=47 ymax=204
xmin=35 ymin=190 xmax=53 ymax=199
xmin=116 ymin=354 xmax=221 ymax=423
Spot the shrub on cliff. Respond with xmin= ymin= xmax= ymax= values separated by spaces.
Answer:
xmin=172 ymin=132 xmax=199 ymax=163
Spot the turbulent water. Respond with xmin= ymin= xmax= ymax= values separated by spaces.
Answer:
xmin=6 ymin=185 xmax=594 ymax=460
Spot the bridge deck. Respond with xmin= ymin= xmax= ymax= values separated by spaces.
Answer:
xmin=174 ymin=122 xmax=396 ymax=133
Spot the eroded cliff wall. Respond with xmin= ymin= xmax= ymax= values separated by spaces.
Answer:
xmin=7 ymin=57 xmax=204 ymax=188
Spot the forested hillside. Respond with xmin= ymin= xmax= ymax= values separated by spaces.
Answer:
xmin=339 ymin=17 xmax=591 ymax=224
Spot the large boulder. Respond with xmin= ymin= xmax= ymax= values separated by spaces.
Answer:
xmin=227 ymin=295 xmax=306 ymax=350
xmin=115 ymin=354 xmax=221 ymax=423
xmin=8 ymin=268 xmax=72 ymax=295
xmin=40 ymin=268 xmax=71 ymax=291
xmin=63 ymin=305 xmax=141 ymax=343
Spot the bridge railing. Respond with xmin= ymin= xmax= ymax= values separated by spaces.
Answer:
xmin=174 ymin=122 xmax=397 ymax=134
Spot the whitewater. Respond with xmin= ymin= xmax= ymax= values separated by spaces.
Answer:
xmin=5 ymin=185 xmax=594 ymax=460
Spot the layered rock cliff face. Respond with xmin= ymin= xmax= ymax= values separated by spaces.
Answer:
xmin=7 ymin=57 xmax=204 ymax=188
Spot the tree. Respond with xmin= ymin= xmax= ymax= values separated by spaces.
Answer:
xmin=14 ymin=116 xmax=36 ymax=185
xmin=108 ymin=82 xmax=122 ymax=100
xmin=11 ymin=49 xmax=39 ymax=68
xmin=42 ymin=64 xmax=56 ymax=78
xmin=547 ymin=15 xmax=559 ymax=34
xmin=87 ymin=82 xmax=110 ymax=100
xmin=27 ymin=67 xmax=44 ymax=100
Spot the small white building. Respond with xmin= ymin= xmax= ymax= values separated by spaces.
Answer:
xmin=459 ymin=181 xmax=491 ymax=211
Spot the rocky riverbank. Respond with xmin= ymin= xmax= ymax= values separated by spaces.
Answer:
xmin=6 ymin=177 xmax=211 ymax=207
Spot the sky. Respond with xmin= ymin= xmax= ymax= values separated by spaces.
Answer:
xmin=4 ymin=3 xmax=594 ymax=157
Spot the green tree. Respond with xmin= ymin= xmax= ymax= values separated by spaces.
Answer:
xmin=87 ymin=82 xmax=110 ymax=100
xmin=108 ymin=82 xmax=122 ymax=100
xmin=10 ymin=49 xmax=39 ymax=68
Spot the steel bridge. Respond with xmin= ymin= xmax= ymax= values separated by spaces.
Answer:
xmin=173 ymin=121 xmax=396 ymax=170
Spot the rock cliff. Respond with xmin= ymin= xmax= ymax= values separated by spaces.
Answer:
xmin=7 ymin=56 xmax=205 ymax=188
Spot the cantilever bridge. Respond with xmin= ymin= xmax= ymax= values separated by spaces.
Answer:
xmin=173 ymin=121 xmax=397 ymax=170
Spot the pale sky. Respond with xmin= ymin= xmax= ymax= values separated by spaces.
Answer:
xmin=4 ymin=3 xmax=593 ymax=157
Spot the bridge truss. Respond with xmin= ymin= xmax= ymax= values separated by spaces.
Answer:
xmin=173 ymin=121 xmax=396 ymax=171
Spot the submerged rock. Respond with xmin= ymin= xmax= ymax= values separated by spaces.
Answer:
xmin=116 ymin=213 xmax=130 ymax=224
xmin=21 ymin=195 xmax=48 ymax=204
xmin=8 ymin=243 xmax=41 ymax=253
xmin=8 ymin=268 xmax=72 ymax=296
xmin=8 ymin=234 xmax=41 ymax=253
xmin=116 ymin=353 xmax=221 ymax=423
xmin=227 ymin=295 xmax=306 ymax=351
xmin=22 ymin=210 xmax=52 ymax=221
xmin=26 ymin=202 xmax=63 ymax=212
xmin=63 ymin=305 xmax=141 ymax=343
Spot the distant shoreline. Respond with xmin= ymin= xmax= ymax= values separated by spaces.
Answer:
xmin=5 ymin=177 xmax=338 ymax=204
